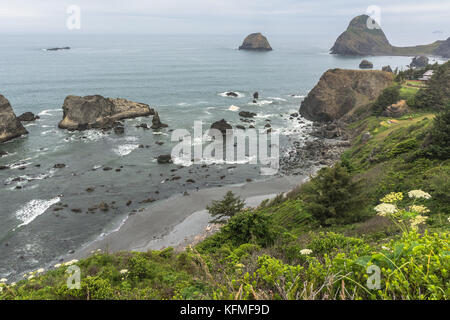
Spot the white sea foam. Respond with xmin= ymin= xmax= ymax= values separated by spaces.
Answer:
xmin=249 ymin=100 xmax=273 ymax=106
xmin=113 ymin=144 xmax=139 ymax=156
xmin=291 ymin=95 xmax=306 ymax=99
xmin=228 ymin=105 xmax=240 ymax=111
xmin=38 ymin=109 xmax=61 ymax=116
xmin=268 ymin=97 xmax=287 ymax=102
xmin=15 ymin=197 xmax=61 ymax=228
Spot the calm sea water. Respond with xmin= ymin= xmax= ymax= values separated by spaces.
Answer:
xmin=0 ymin=34 xmax=425 ymax=279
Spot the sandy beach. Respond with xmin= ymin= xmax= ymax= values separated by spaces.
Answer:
xmin=69 ymin=174 xmax=308 ymax=260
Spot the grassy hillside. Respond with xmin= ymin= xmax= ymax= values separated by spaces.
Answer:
xmin=2 ymin=65 xmax=449 ymax=301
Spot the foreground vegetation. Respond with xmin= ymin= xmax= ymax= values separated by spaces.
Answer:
xmin=1 ymin=62 xmax=449 ymax=301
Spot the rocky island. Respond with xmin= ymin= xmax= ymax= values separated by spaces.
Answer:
xmin=0 ymin=95 xmax=28 ymax=143
xmin=331 ymin=15 xmax=448 ymax=57
xmin=58 ymin=95 xmax=155 ymax=131
xmin=299 ymin=69 xmax=394 ymax=122
xmin=239 ymin=33 xmax=272 ymax=51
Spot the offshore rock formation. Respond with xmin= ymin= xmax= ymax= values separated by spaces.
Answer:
xmin=211 ymin=119 xmax=232 ymax=135
xmin=410 ymin=56 xmax=429 ymax=68
xmin=17 ymin=112 xmax=39 ymax=122
xmin=359 ymin=60 xmax=374 ymax=69
xmin=58 ymin=95 xmax=155 ymax=131
xmin=331 ymin=15 xmax=443 ymax=56
xmin=0 ymin=95 xmax=28 ymax=143
xmin=239 ymin=33 xmax=272 ymax=51
xmin=299 ymin=69 xmax=394 ymax=122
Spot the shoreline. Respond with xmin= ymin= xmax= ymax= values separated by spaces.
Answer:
xmin=68 ymin=174 xmax=309 ymax=261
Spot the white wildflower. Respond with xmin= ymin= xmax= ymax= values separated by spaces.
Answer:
xmin=119 ymin=269 xmax=129 ymax=275
xmin=374 ymin=203 xmax=398 ymax=216
xmin=300 ymin=249 xmax=313 ymax=255
xmin=381 ymin=246 xmax=390 ymax=251
xmin=408 ymin=190 xmax=431 ymax=200
xmin=54 ymin=263 xmax=62 ymax=268
xmin=36 ymin=268 xmax=45 ymax=274
xmin=0 ymin=278 xmax=7 ymax=283
xmin=28 ymin=275 xmax=34 ymax=280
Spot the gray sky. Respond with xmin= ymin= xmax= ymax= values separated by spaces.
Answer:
xmin=0 ymin=0 xmax=449 ymax=44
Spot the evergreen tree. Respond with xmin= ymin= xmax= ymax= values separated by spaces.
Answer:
xmin=207 ymin=191 xmax=245 ymax=223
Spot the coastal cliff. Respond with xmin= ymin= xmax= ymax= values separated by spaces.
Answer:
xmin=331 ymin=15 xmax=444 ymax=56
xmin=0 ymin=95 xmax=28 ymax=143
xmin=299 ymin=69 xmax=394 ymax=122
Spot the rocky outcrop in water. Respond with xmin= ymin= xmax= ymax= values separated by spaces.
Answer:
xmin=58 ymin=95 xmax=155 ymax=131
xmin=239 ymin=111 xmax=257 ymax=118
xmin=239 ymin=33 xmax=272 ymax=51
xmin=211 ymin=119 xmax=232 ymax=135
xmin=410 ymin=56 xmax=429 ymax=68
xmin=46 ymin=47 xmax=70 ymax=51
xmin=359 ymin=60 xmax=374 ymax=69
xmin=151 ymin=111 xmax=168 ymax=130
xmin=299 ymin=69 xmax=394 ymax=122
xmin=331 ymin=15 xmax=443 ymax=56
xmin=17 ymin=112 xmax=39 ymax=122
xmin=0 ymin=95 xmax=28 ymax=143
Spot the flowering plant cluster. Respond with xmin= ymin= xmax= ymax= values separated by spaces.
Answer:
xmin=374 ymin=190 xmax=431 ymax=233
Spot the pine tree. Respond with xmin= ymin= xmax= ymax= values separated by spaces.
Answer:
xmin=207 ymin=191 xmax=245 ymax=223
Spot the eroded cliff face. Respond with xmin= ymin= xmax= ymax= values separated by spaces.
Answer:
xmin=0 ymin=95 xmax=28 ymax=143
xmin=299 ymin=69 xmax=394 ymax=122
xmin=239 ymin=33 xmax=272 ymax=51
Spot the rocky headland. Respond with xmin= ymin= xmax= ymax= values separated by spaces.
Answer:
xmin=58 ymin=95 xmax=156 ymax=131
xmin=0 ymin=95 xmax=28 ymax=143
xmin=331 ymin=15 xmax=447 ymax=57
xmin=299 ymin=69 xmax=394 ymax=122
xmin=239 ymin=33 xmax=272 ymax=51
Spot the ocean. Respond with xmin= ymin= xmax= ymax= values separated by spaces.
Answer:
xmin=0 ymin=33 xmax=431 ymax=279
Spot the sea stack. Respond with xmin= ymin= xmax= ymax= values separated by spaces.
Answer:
xmin=239 ymin=33 xmax=272 ymax=51
xmin=331 ymin=15 xmax=444 ymax=56
xmin=58 ymin=95 xmax=155 ymax=131
xmin=0 ymin=95 xmax=28 ymax=143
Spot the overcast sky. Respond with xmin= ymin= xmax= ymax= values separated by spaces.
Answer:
xmin=0 ymin=0 xmax=449 ymax=44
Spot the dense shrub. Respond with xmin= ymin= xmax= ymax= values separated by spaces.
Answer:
xmin=372 ymin=85 xmax=401 ymax=115
xmin=415 ymin=61 xmax=450 ymax=110
xmin=422 ymin=109 xmax=450 ymax=159
xmin=301 ymin=164 xmax=365 ymax=226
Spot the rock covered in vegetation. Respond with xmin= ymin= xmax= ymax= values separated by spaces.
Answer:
xmin=359 ymin=60 xmax=373 ymax=69
xmin=382 ymin=100 xmax=410 ymax=117
xmin=331 ymin=15 xmax=443 ymax=56
xmin=0 ymin=95 xmax=28 ymax=143
xmin=58 ymin=95 xmax=155 ymax=131
xmin=410 ymin=56 xmax=429 ymax=68
xmin=299 ymin=69 xmax=394 ymax=122
xmin=239 ymin=33 xmax=272 ymax=51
